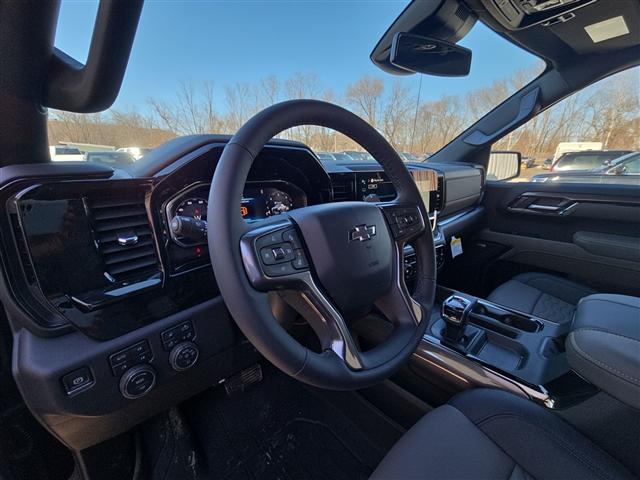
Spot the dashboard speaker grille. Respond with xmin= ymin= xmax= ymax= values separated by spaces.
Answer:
xmin=88 ymin=194 xmax=159 ymax=281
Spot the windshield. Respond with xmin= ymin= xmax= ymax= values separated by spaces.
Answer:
xmin=51 ymin=1 xmax=544 ymax=169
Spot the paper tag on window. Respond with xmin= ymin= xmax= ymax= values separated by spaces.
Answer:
xmin=450 ymin=236 xmax=463 ymax=258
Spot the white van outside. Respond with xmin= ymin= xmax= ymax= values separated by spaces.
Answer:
xmin=48 ymin=145 xmax=84 ymax=161
xmin=553 ymin=142 xmax=603 ymax=161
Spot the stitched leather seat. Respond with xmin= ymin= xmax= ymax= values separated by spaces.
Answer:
xmin=371 ymin=388 xmax=634 ymax=479
xmin=487 ymin=272 xmax=597 ymax=323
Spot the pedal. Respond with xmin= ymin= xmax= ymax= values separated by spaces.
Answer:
xmin=223 ymin=364 xmax=262 ymax=396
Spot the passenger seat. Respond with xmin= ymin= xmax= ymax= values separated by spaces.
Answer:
xmin=487 ymin=272 xmax=597 ymax=323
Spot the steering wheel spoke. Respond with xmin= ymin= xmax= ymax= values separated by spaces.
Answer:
xmin=240 ymin=216 xmax=364 ymax=370
xmin=281 ymin=278 xmax=364 ymax=371
xmin=375 ymin=239 xmax=424 ymax=327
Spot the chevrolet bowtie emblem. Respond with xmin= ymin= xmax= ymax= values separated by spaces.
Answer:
xmin=349 ymin=224 xmax=376 ymax=242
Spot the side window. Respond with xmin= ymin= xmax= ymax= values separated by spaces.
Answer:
xmin=490 ymin=67 xmax=639 ymax=185
xmin=622 ymin=158 xmax=640 ymax=175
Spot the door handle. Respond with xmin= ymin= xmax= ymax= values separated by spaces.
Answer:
xmin=508 ymin=194 xmax=577 ymax=215
xmin=527 ymin=204 xmax=563 ymax=212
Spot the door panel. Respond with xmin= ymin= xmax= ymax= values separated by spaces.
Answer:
xmin=478 ymin=182 xmax=640 ymax=296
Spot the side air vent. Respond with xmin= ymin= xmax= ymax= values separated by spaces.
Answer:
xmin=10 ymin=214 xmax=37 ymax=285
xmin=330 ymin=173 xmax=356 ymax=201
xmin=88 ymin=195 xmax=159 ymax=282
xmin=454 ymin=4 xmax=469 ymax=22
xmin=429 ymin=174 xmax=445 ymax=213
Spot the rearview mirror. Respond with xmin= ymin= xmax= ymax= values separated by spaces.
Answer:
xmin=390 ymin=32 xmax=472 ymax=77
xmin=487 ymin=151 xmax=521 ymax=181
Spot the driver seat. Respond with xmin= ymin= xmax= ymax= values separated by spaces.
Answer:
xmin=371 ymin=388 xmax=634 ymax=479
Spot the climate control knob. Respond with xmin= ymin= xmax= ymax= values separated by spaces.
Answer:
xmin=119 ymin=364 xmax=156 ymax=399
xmin=169 ymin=342 xmax=200 ymax=371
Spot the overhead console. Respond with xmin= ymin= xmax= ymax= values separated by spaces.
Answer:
xmin=483 ymin=0 xmax=599 ymax=30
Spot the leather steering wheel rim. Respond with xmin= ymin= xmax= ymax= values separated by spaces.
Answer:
xmin=208 ymin=99 xmax=436 ymax=390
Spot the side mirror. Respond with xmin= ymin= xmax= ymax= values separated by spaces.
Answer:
xmin=390 ymin=33 xmax=472 ymax=77
xmin=487 ymin=151 xmax=521 ymax=181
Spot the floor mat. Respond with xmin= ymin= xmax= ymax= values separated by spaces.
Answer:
xmin=221 ymin=418 xmax=373 ymax=480
xmin=143 ymin=363 xmax=403 ymax=480
xmin=0 ymin=404 xmax=74 ymax=480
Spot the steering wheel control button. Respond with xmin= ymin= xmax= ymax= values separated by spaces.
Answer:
xmin=169 ymin=342 xmax=200 ymax=371
xmin=161 ymin=321 xmax=196 ymax=351
xmin=109 ymin=340 xmax=153 ymax=376
xmin=260 ymin=247 xmax=277 ymax=264
xmin=282 ymin=229 xmax=303 ymax=249
xmin=62 ymin=367 xmax=94 ymax=396
xmin=256 ymin=232 xmax=283 ymax=250
xmin=272 ymin=247 xmax=286 ymax=260
xmin=120 ymin=365 xmax=156 ymax=400
xmin=292 ymin=250 xmax=309 ymax=269
xmin=384 ymin=206 xmax=424 ymax=239
xmin=263 ymin=262 xmax=296 ymax=277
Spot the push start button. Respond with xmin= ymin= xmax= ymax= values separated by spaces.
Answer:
xmin=119 ymin=364 xmax=156 ymax=399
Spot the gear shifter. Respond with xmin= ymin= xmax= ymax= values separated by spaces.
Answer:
xmin=441 ymin=295 xmax=477 ymax=344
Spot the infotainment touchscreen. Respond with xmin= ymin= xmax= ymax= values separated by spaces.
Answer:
xmin=410 ymin=169 xmax=438 ymax=212
xmin=356 ymin=172 xmax=396 ymax=202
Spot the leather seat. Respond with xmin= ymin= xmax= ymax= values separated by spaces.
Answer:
xmin=487 ymin=272 xmax=597 ymax=323
xmin=567 ymin=294 xmax=640 ymax=409
xmin=371 ymin=388 xmax=634 ymax=479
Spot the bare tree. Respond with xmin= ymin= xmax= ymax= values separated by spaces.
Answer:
xmin=148 ymin=81 xmax=223 ymax=135
xmin=346 ymin=76 xmax=384 ymax=127
xmin=46 ymin=65 xmax=637 ymax=159
xmin=381 ymin=81 xmax=415 ymax=149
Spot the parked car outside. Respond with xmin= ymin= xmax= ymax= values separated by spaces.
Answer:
xmin=542 ymin=158 xmax=553 ymax=169
xmin=116 ymin=146 xmax=152 ymax=160
xmin=341 ymin=150 xmax=374 ymax=162
xmin=326 ymin=152 xmax=350 ymax=163
xmin=316 ymin=152 xmax=336 ymax=162
xmin=521 ymin=156 xmax=536 ymax=168
xmin=550 ymin=150 xmax=631 ymax=172
xmin=399 ymin=152 xmax=420 ymax=162
xmin=85 ymin=151 xmax=136 ymax=168
xmin=532 ymin=151 xmax=640 ymax=185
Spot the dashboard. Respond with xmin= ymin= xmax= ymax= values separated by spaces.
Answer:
xmin=0 ymin=135 xmax=483 ymax=451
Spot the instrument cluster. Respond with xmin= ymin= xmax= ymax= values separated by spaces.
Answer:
xmin=165 ymin=180 xmax=307 ymax=248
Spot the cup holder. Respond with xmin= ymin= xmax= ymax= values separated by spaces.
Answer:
xmin=473 ymin=303 xmax=543 ymax=334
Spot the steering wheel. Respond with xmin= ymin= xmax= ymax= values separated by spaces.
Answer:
xmin=208 ymin=100 xmax=436 ymax=390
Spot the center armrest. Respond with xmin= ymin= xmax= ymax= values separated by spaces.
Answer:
xmin=566 ymin=294 xmax=640 ymax=409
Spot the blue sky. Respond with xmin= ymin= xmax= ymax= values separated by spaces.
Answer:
xmin=55 ymin=1 xmax=542 ymax=113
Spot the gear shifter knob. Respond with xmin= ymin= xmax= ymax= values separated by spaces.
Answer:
xmin=441 ymin=295 xmax=476 ymax=343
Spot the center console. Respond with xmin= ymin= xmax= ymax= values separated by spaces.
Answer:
xmin=412 ymin=286 xmax=599 ymax=409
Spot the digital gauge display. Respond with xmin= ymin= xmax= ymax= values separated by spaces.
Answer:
xmin=175 ymin=197 xmax=207 ymax=221
xmin=241 ymin=187 xmax=294 ymax=220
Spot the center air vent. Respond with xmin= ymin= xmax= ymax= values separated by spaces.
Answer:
xmin=330 ymin=172 xmax=356 ymax=201
xmin=88 ymin=195 xmax=159 ymax=282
